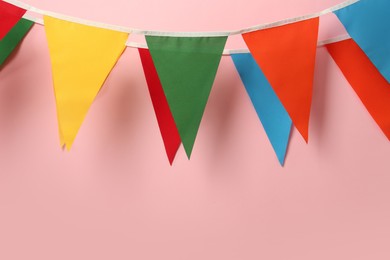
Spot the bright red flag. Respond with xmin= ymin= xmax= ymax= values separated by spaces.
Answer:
xmin=327 ymin=39 xmax=390 ymax=140
xmin=242 ymin=18 xmax=319 ymax=142
xmin=0 ymin=1 xmax=27 ymax=40
xmin=138 ymin=48 xmax=181 ymax=164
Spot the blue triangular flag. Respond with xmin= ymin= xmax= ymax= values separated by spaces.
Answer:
xmin=231 ymin=53 xmax=292 ymax=166
xmin=334 ymin=0 xmax=390 ymax=83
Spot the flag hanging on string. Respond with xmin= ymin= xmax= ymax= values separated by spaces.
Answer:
xmin=44 ymin=15 xmax=129 ymax=150
xmin=242 ymin=18 xmax=319 ymax=143
xmin=138 ymin=48 xmax=182 ymax=164
xmin=326 ymin=39 xmax=390 ymax=140
xmin=0 ymin=18 xmax=33 ymax=66
xmin=334 ymin=0 xmax=390 ymax=83
xmin=0 ymin=0 xmax=388 ymax=164
xmin=0 ymin=0 xmax=27 ymax=40
xmin=145 ymin=36 xmax=227 ymax=158
xmin=231 ymin=53 xmax=292 ymax=165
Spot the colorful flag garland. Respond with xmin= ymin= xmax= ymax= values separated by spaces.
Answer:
xmin=0 ymin=0 xmax=389 ymax=166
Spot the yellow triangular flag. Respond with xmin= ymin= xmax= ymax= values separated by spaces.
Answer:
xmin=44 ymin=16 xmax=129 ymax=150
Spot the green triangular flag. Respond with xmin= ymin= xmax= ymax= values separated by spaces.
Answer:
xmin=0 ymin=18 xmax=33 ymax=66
xmin=146 ymin=36 xmax=227 ymax=158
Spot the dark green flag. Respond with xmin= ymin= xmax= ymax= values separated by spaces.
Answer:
xmin=0 ymin=18 xmax=33 ymax=66
xmin=146 ymin=36 xmax=227 ymax=158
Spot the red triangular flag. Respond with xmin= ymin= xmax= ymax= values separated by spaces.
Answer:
xmin=0 ymin=1 xmax=27 ymax=40
xmin=242 ymin=18 xmax=319 ymax=142
xmin=138 ymin=48 xmax=181 ymax=164
xmin=326 ymin=39 xmax=390 ymax=140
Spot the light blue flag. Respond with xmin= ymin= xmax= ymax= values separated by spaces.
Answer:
xmin=231 ymin=53 xmax=292 ymax=166
xmin=334 ymin=0 xmax=390 ymax=83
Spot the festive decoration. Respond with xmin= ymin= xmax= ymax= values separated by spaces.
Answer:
xmin=44 ymin=16 xmax=128 ymax=149
xmin=0 ymin=0 xmax=388 ymax=166
xmin=242 ymin=18 xmax=319 ymax=143
xmin=146 ymin=36 xmax=227 ymax=158
xmin=334 ymin=0 xmax=390 ymax=83
xmin=138 ymin=48 xmax=182 ymax=164
xmin=231 ymin=53 xmax=292 ymax=165
xmin=0 ymin=0 xmax=26 ymax=40
xmin=0 ymin=18 xmax=33 ymax=66
xmin=326 ymin=39 xmax=390 ymax=140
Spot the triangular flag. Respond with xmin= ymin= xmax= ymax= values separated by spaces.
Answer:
xmin=231 ymin=53 xmax=292 ymax=166
xmin=242 ymin=18 xmax=319 ymax=142
xmin=0 ymin=0 xmax=27 ymax=40
xmin=0 ymin=18 xmax=33 ymax=66
xmin=44 ymin=16 xmax=128 ymax=149
xmin=145 ymin=36 xmax=227 ymax=158
xmin=326 ymin=39 xmax=390 ymax=140
xmin=334 ymin=0 xmax=390 ymax=83
xmin=138 ymin=48 xmax=181 ymax=164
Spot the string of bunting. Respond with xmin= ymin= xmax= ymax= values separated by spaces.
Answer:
xmin=0 ymin=0 xmax=389 ymax=166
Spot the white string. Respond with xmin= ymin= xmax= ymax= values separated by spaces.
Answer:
xmin=229 ymin=0 xmax=359 ymax=35
xmin=9 ymin=0 xmax=354 ymax=55
xmin=317 ymin=34 xmax=351 ymax=47
xmin=22 ymin=13 xmax=42 ymax=24
xmin=22 ymin=15 xmax=352 ymax=55
xmin=6 ymin=0 xmax=359 ymax=36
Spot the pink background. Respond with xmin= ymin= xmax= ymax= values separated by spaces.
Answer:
xmin=1 ymin=0 xmax=390 ymax=259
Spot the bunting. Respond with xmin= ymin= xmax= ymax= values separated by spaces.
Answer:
xmin=326 ymin=39 xmax=390 ymax=140
xmin=44 ymin=15 xmax=128 ymax=149
xmin=242 ymin=18 xmax=319 ymax=142
xmin=0 ymin=0 xmax=388 ymax=165
xmin=231 ymin=53 xmax=292 ymax=166
xmin=334 ymin=0 xmax=390 ymax=83
xmin=0 ymin=0 xmax=27 ymax=40
xmin=0 ymin=18 xmax=33 ymax=66
xmin=145 ymin=36 xmax=227 ymax=158
xmin=138 ymin=48 xmax=181 ymax=164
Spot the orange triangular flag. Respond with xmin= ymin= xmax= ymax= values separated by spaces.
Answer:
xmin=326 ymin=39 xmax=390 ymax=140
xmin=242 ymin=18 xmax=319 ymax=142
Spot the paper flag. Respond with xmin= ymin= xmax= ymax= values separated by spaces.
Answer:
xmin=0 ymin=18 xmax=33 ymax=66
xmin=138 ymin=48 xmax=181 ymax=164
xmin=242 ymin=18 xmax=319 ymax=142
xmin=231 ymin=53 xmax=292 ymax=165
xmin=145 ymin=36 xmax=227 ymax=158
xmin=44 ymin=16 xmax=128 ymax=149
xmin=334 ymin=0 xmax=390 ymax=83
xmin=0 ymin=0 xmax=27 ymax=40
xmin=326 ymin=39 xmax=390 ymax=140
